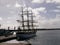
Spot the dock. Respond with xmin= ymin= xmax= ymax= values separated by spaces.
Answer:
xmin=0 ymin=35 xmax=16 ymax=43
xmin=0 ymin=43 xmax=31 ymax=45
xmin=0 ymin=35 xmax=32 ymax=45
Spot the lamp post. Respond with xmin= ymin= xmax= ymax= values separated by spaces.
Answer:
xmin=0 ymin=24 xmax=1 ymax=28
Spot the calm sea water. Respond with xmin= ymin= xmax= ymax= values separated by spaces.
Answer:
xmin=4 ymin=30 xmax=60 ymax=45
xmin=30 ymin=30 xmax=60 ymax=45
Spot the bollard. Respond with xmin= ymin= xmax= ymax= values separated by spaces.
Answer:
xmin=26 ymin=43 xmax=32 ymax=45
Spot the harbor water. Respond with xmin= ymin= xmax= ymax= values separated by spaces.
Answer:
xmin=4 ymin=30 xmax=60 ymax=45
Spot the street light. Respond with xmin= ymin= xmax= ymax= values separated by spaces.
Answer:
xmin=0 ymin=24 xmax=1 ymax=28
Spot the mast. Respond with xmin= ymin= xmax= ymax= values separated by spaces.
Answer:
xmin=21 ymin=7 xmax=24 ymax=30
xmin=31 ymin=11 xmax=34 ymax=30
xmin=17 ymin=7 xmax=37 ymax=31
xmin=27 ymin=8 xmax=29 ymax=30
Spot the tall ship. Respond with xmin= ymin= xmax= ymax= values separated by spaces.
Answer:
xmin=16 ymin=7 xmax=37 ymax=41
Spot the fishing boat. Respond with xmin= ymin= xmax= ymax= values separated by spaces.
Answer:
xmin=16 ymin=7 xmax=37 ymax=41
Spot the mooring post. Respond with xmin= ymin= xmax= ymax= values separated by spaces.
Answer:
xmin=25 ymin=40 xmax=32 ymax=45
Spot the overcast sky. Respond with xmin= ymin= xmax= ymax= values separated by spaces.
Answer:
xmin=0 ymin=0 xmax=60 ymax=29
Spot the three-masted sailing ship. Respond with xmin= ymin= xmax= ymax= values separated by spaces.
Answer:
xmin=16 ymin=7 xmax=37 ymax=41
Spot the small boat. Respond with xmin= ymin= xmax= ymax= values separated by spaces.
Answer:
xmin=16 ymin=7 xmax=37 ymax=41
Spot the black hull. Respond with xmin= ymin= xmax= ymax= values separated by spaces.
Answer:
xmin=16 ymin=32 xmax=36 ymax=41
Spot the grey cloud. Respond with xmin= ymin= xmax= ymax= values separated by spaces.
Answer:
xmin=0 ymin=0 xmax=60 ymax=28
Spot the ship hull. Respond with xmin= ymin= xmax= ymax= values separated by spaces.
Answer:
xmin=16 ymin=32 xmax=36 ymax=41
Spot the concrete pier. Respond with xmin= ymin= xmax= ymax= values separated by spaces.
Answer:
xmin=0 ymin=35 xmax=31 ymax=45
xmin=0 ymin=35 xmax=16 ymax=43
xmin=0 ymin=43 xmax=31 ymax=45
